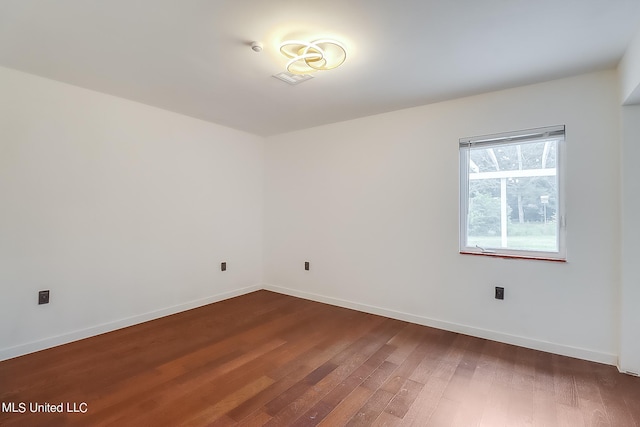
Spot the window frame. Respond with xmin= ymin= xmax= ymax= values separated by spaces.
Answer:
xmin=459 ymin=125 xmax=567 ymax=261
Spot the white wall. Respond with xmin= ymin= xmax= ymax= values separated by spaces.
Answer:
xmin=0 ymin=66 xmax=264 ymax=360
xmin=619 ymin=23 xmax=640 ymax=375
xmin=0 ymin=65 xmax=630 ymax=368
xmin=620 ymin=104 xmax=640 ymax=374
xmin=264 ymin=70 xmax=621 ymax=365
xmin=620 ymin=26 xmax=640 ymax=105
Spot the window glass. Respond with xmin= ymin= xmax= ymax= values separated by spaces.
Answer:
xmin=460 ymin=126 xmax=565 ymax=260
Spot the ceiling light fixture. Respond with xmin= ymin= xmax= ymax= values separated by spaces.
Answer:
xmin=272 ymin=71 xmax=314 ymax=85
xmin=279 ymin=39 xmax=347 ymax=75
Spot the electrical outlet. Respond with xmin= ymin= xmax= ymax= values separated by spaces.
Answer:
xmin=38 ymin=290 xmax=50 ymax=305
xmin=495 ymin=287 xmax=504 ymax=300
xmin=221 ymin=262 xmax=227 ymax=272
xmin=304 ymin=261 xmax=310 ymax=271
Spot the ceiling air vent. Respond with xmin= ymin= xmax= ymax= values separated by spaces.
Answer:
xmin=273 ymin=71 xmax=313 ymax=85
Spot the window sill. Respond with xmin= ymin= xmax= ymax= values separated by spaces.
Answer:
xmin=459 ymin=251 xmax=567 ymax=262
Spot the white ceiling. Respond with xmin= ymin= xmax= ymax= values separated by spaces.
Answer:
xmin=1 ymin=0 xmax=639 ymax=136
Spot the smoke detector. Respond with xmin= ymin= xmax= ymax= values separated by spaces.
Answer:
xmin=250 ymin=41 xmax=263 ymax=52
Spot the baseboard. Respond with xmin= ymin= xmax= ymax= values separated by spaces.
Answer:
xmin=2 ymin=283 xmax=618 ymax=367
xmin=263 ymin=284 xmax=618 ymax=367
xmin=0 ymin=284 xmax=261 ymax=362
xmin=617 ymin=365 xmax=640 ymax=376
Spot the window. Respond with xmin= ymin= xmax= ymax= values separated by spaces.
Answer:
xmin=459 ymin=125 xmax=566 ymax=261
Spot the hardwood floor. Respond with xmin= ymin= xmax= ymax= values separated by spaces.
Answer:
xmin=1 ymin=290 xmax=639 ymax=426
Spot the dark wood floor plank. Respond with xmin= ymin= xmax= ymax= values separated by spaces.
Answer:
xmin=128 ymin=344 xmax=285 ymax=426
xmin=385 ymin=339 xmax=433 ymax=388
xmin=77 ymin=336 xmax=288 ymax=425
xmin=478 ymin=382 xmax=511 ymax=426
xmin=599 ymin=387 xmax=638 ymax=427
xmin=430 ymin=334 xmax=472 ymax=381
xmin=291 ymin=359 xmax=376 ymax=426
xmin=362 ymin=361 xmax=399 ymax=391
xmin=447 ymin=380 xmax=489 ymax=426
xmin=227 ymin=364 xmax=311 ymax=422
xmin=372 ymin=411 xmax=403 ymax=427
xmin=181 ymin=375 xmax=275 ymax=426
xmin=398 ymin=376 xmax=449 ymax=425
xmin=270 ymin=353 xmax=366 ymax=426
xmin=234 ymin=315 xmax=401 ymax=425
xmin=317 ymin=386 xmax=373 ymax=427
xmin=493 ymin=342 xmax=517 ymax=386
xmin=624 ymin=389 xmax=640 ymax=427
xmin=424 ymin=396 xmax=459 ymax=427
xmin=237 ymin=410 xmax=273 ymax=426
xmin=554 ymin=370 xmax=580 ymax=407
xmin=346 ymin=388 xmax=395 ymax=426
xmin=578 ymin=397 xmax=611 ymax=427
xmin=384 ymin=378 xmax=423 ymax=419
xmin=507 ymin=387 xmax=534 ymax=426
xmin=384 ymin=324 xmax=427 ymax=366
xmin=556 ymin=402 xmax=586 ymax=426
xmin=283 ymin=328 xmax=405 ymax=426
xmin=1 ymin=290 xmax=639 ymax=427
xmin=533 ymin=394 xmax=559 ymax=427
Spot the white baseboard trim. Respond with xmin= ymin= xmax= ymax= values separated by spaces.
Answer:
xmin=617 ymin=365 xmax=640 ymax=376
xmin=263 ymin=284 xmax=618 ymax=367
xmin=0 ymin=285 xmax=261 ymax=362
xmin=2 ymin=284 xmax=618 ymax=367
